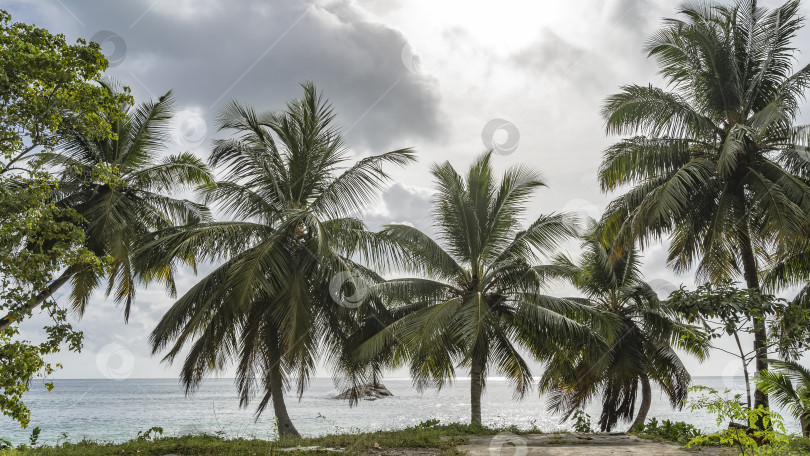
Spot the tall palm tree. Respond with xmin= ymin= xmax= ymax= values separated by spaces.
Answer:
xmin=0 ymin=86 xmax=213 ymax=329
xmin=598 ymin=0 xmax=810 ymax=410
xmin=540 ymin=223 xmax=709 ymax=432
xmin=756 ymin=359 xmax=810 ymax=436
xmin=139 ymin=83 xmax=415 ymax=438
xmin=356 ymin=152 xmax=597 ymax=426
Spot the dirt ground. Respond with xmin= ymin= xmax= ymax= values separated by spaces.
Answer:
xmin=457 ymin=433 xmax=734 ymax=456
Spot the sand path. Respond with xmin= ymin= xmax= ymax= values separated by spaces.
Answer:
xmin=457 ymin=433 xmax=732 ymax=456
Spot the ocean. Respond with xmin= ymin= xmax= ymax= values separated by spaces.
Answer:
xmin=0 ymin=376 xmax=801 ymax=446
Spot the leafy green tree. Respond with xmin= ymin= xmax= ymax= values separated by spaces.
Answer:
xmin=756 ymin=359 xmax=810 ymax=436
xmin=599 ymin=0 xmax=810 ymax=410
xmin=0 ymin=86 xmax=214 ymax=330
xmin=0 ymin=10 xmax=129 ymax=427
xmin=540 ymin=224 xmax=709 ymax=432
xmin=687 ymin=386 xmax=790 ymax=453
xmin=0 ymin=10 xmax=130 ymax=171
xmin=669 ymin=282 xmax=810 ymax=410
xmin=141 ymin=83 xmax=415 ymax=437
xmin=0 ymin=170 xmax=104 ymax=426
xmin=356 ymin=152 xmax=593 ymax=426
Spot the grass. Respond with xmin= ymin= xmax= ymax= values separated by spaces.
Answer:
xmin=5 ymin=421 xmax=805 ymax=456
xmin=0 ymin=422 xmax=512 ymax=456
xmin=787 ymin=436 xmax=810 ymax=453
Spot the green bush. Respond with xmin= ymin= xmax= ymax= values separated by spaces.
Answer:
xmin=572 ymin=410 xmax=593 ymax=433
xmin=632 ymin=418 xmax=701 ymax=443
xmin=687 ymin=386 xmax=791 ymax=455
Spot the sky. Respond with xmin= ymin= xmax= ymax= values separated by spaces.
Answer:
xmin=6 ymin=0 xmax=810 ymax=388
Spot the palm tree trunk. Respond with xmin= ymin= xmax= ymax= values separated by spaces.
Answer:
xmin=0 ymin=269 xmax=74 ymax=331
xmin=801 ymin=413 xmax=809 ymax=438
xmin=629 ymin=374 xmax=651 ymax=432
xmin=470 ymin=356 xmax=484 ymax=426
xmin=269 ymin=353 xmax=300 ymax=439
xmin=737 ymin=225 xmax=769 ymax=412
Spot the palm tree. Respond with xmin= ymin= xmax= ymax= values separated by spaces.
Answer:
xmin=598 ymin=0 xmax=810 ymax=411
xmin=766 ymin=233 xmax=810 ymax=308
xmin=756 ymin=359 xmax=810 ymax=436
xmin=540 ymin=223 xmax=709 ymax=432
xmin=356 ymin=152 xmax=597 ymax=426
xmin=0 ymin=86 xmax=213 ymax=329
xmin=139 ymin=83 xmax=415 ymax=438
xmin=764 ymin=241 xmax=810 ymax=363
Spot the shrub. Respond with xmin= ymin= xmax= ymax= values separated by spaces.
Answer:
xmin=632 ymin=418 xmax=701 ymax=444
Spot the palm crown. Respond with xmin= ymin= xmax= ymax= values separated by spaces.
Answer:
xmin=140 ymin=83 xmax=415 ymax=437
xmin=600 ymin=0 xmax=810 ymax=281
xmin=2 ymin=85 xmax=214 ymax=324
xmin=357 ymin=152 xmax=597 ymax=425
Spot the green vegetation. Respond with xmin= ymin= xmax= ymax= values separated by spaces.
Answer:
xmin=0 ymin=11 xmax=131 ymax=172
xmin=354 ymin=152 xmax=591 ymax=426
xmin=571 ymin=410 xmax=593 ymax=433
xmin=630 ymin=418 xmax=702 ymax=444
xmin=3 ymin=0 xmax=810 ymax=450
xmin=0 ymin=423 xmax=500 ymax=456
xmin=687 ymin=386 xmax=792 ymax=454
xmin=756 ymin=359 xmax=810 ymax=436
xmin=0 ymin=169 xmax=103 ymax=426
xmin=1 ymin=85 xmax=215 ymax=327
xmin=669 ymin=283 xmax=810 ymax=410
xmin=599 ymin=0 xmax=810 ymax=414
xmin=5 ymin=424 xmax=810 ymax=456
xmin=138 ymin=83 xmax=415 ymax=437
xmin=0 ymin=8 xmax=129 ymax=426
xmin=540 ymin=223 xmax=709 ymax=432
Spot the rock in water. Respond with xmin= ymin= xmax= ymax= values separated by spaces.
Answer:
xmin=335 ymin=383 xmax=393 ymax=400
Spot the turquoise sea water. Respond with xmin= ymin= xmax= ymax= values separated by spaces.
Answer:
xmin=0 ymin=376 xmax=800 ymax=446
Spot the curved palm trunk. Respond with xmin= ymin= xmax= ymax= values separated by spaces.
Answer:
xmin=0 ymin=269 xmax=74 ymax=331
xmin=801 ymin=413 xmax=809 ymax=438
xmin=629 ymin=374 xmax=651 ymax=432
xmin=737 ymin=225 xmax=769 ymax=413
xmin=470 ymin=356 xmax=484 ymax=426
xmin=269 ymin=352 xmax=300 ymax=439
